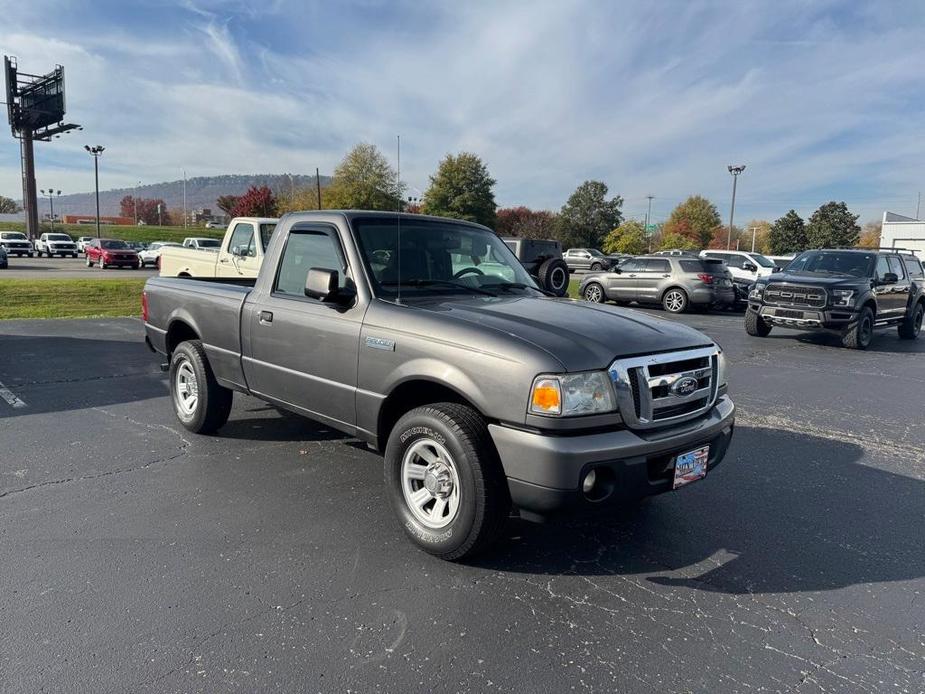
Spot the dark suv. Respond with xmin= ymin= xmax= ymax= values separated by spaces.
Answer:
xmin=745 ymin=249 xmax=925 ymax=349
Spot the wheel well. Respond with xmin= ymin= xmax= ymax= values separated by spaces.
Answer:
xmin=863 ymin=298 xmax=876 ymax=317
xmin=376 ymin=380 xmax=480 ymax=451
xmin=165 ymin=320 xmax=200 ymax=355
xmin=660 ymin=285 xmax=687 ymax=301
xmin=178 ymin=272 xmax=192 ymax=278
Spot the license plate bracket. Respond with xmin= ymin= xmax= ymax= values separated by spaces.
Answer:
xmin=673 ymin=445 xmax=709 ymax=489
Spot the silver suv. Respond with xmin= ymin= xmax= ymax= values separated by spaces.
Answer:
xmin=579 ymin=255 xmax=735 ymax=313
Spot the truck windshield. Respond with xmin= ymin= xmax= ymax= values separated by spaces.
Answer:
xmin=49 ymin=234 xmax=72 ymax=241
xmin=353 ymin=218 xmax=541 ymax=298
xmin=749 ymin=253 xmax=776 ymax=268
xmin=1 ymin=232 xmax=27 ymax=240
xmin=787 ymin=251 xmax=875 ymax=277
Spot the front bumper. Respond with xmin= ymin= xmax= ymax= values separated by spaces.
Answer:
xmin=751 ymin=303 xmax=857 ymax=330
xmin=489 ymin=396 xmax=735 ymax=515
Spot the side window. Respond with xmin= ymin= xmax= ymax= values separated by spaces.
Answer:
xmin=645 ymin=259 xmax=671 ymax=272
xmin=875 ymin=256 xmax=891 ymax=281
xmin=621 ymin=259 xmax=643 ymax=272
xmin=725 ymin=255 xmax=745 ymax=269
xmin=227 ymin=223 xmax=255 ymax=257
xmin=887 ymin=256 xmax=906 ymax=280
xmin=273 ymin=230 xmax=346 ymax=297
xmin=903 ymin=257 xmax=924 ymax=279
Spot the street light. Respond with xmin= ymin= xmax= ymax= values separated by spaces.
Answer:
xmin=133 ymin=180 xmax=141 ymax=225
xmin=726 ymin=164 xmax=746 ymax=250
xmin=84 ymin=145 xmax=105 ymax=239
xmin=39 ymin=188 xmax=62 ymax=232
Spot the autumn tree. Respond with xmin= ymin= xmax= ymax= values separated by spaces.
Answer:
xmin=768 ymin=210 xmax=807 ymax=254
xmin=857 ymin=220 xmax=881 ymax=249
xmin=662 ymin=195 xmax=721 ymax=248
xmin=656 ymin=232 xmax=699 ymax=252
xmin=119 ymin=195 xmax=168 ymax=225
xmin=557 ymin=180 xmax=623 ymax=248
xmin=422 ymin=152 xmax=497 ymax=227
xmin=707 ymin=225 xmax=741 ymax=250
xmin=495 ymin=206 xmax=558 ymax=239
xmin=0 ymin=195 xmax=22 ymax=213
xmin=805 ymin=201 xmax=860 ymax=249
xmin=601 ymin=220 xmax=648 ymax=255
xmin=231 ymin=186 xmax=279 ymax=218
xmin=216 ymin=195 xmax=240 ymax=217
xmin=325 ymin=143 xmax=403 ymax=210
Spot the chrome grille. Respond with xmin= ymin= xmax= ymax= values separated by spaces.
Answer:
xmin=763 ymin=284 xmax=826 ymax=308
xmin=609 ymin=346 xmax=719 ymax=430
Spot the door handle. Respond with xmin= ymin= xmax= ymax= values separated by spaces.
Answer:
xmin=219 ymin=258 xmax=229 ymax=263
xmin=629 ymin=274 xmax=637 ymax=277
xmin=662 ymin=274 xmax=670 ymax=278
xmin=259 ymin=311 xmax=273 ymax=324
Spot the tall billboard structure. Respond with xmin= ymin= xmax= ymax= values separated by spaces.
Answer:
xmin=4 ymin=56 xmax=82 ymax=239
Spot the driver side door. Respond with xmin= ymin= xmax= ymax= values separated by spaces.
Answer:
xmin=217 ymin=222 xmax=259 ymax=278
xmin=605 ymin=258 xmax=643 ymax=301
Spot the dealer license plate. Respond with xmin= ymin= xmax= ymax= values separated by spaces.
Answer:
xmin=673 ymin=445 xmax=709 ymax=489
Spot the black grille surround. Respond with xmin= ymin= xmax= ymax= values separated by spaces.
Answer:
xmin=763 ymin=283 xmax=826 ymax=308
xmin=609 ymin=346 xmax=721 ymax=430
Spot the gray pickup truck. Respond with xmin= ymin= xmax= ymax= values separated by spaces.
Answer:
xmin=143 ymin=211 xmax=735 ymax=560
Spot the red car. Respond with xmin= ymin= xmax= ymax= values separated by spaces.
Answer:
xmin=84 ymin=239 xmax=142 ymax=269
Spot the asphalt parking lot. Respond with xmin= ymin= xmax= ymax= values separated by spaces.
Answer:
xmin=1 ymin=309 xmax=923 ymax=693
xmin=1 ymin=255 xmax=158 ymax=279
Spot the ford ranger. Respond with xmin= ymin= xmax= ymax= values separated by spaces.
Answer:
xmin=143 ymin=211 xmax=735 ymax=560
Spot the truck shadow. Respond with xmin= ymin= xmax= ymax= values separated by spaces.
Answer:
xmin=474 ymin=426 xmax=925 ymax=595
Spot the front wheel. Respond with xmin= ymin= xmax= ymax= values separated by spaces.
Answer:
xmin=662 ymin=288 xmax=688 ymax=313
xmin=898 ymin=302 xmax=923 ymax=340
xmin=384 ymin=403 xmax=510 ymax=560
xmin=169 ymin=340 xmax=233 ymax=433
xmin=842 ymin=306 xmax=874 ymax=350
xmin=745 ymin=309 xmax=772 ymax=336
xmin=590 ymin=262 xmax=602 ymax=272
xmin=582 ymin=282 xmax=605 ymax=303
xmin=85 ymin=255 xmax=93 ymax=267
xmin=98 ymin=257 xmax=105 ymax=269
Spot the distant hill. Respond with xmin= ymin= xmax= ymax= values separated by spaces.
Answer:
xmin=30 ymin=173 xmax=331 ymax=219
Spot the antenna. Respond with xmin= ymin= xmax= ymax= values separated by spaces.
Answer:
xmin=396 ymin=134 xmax=401 ymax=305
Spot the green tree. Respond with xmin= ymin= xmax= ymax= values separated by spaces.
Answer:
xmin=656 ymin=232 xmax=699 ymax=252
xmin=662 ymin=195 xmax=721 ymax=248
xmin=422 ymin=152 xmax=497 ymax=227
xmin=0 ymin=195 xmax=21 ymax=213
xmin=602 ymin=220 xmax=647 ymax=255
xmin=768 ymin=210 xmax=807 ymax=254
xmin=557 ymin=180 xmax=623 ymax=248
xmin=325 ymin=143 xmax=403 ymax=210
xmin=805 ymin=201 xmax=860 ymax=249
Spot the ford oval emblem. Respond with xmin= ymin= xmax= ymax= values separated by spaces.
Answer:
xmin=671 ymin=376 xmax=698 ymax=396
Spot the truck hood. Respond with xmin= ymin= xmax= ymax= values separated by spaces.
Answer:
xmin=410 ymin=296 xmax=714 ymax=372
xmin=766 ymin=272 xmax=867 ymax=288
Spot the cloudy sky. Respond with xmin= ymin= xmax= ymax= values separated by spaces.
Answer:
xmin=1 ymin=0 xmax=923 ymax=224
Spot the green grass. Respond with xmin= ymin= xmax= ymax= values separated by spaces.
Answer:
xmin=0 ymin=221 xmax=223 ymax=244
xmin=0 ymin=278 xmax=147 ymax=319
xmin=568 ymin=277 xmax=580 ymax=298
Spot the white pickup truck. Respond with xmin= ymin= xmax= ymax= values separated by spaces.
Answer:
xmin=159 ymin=217 xmax=278 ymax=277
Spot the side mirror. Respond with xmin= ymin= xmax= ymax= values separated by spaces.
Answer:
xmin=772 ymin=266 xmax=782 ymax=273
xmin=230 ymin=245 xmax=245 ymax=257
xmin=304 ymin=268 xmax=356 ymax=305
xmin=743 ymin=262 xmax=757 ymax=272
xmin=612 ymin=266 xmax=622 ymax=274
xmin=882 ymin=272 xmax=899 ymax=284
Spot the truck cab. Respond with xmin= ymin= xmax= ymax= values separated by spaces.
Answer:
xmin=160 ymin=218 xmax=278 ymax=278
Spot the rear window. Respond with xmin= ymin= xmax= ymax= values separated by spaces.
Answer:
xmin=903 ymin=257 xmax=924 ymax=279
xmin=679 ymin=259 xmax=721 ymax=273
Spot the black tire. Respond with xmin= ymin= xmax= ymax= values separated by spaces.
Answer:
xmin=384 ymin=403 xmax=510 ymax=561
xmin=71 ymin=253 xmax=77 ymax=258
xmin=898 ymin=301 xmax=923 ymax=340
xmin=168 ymin=340 xmax=233 ymax=434
xmin=85 ymin=255 xmax=93 ymax=267
xmin=590 ymin=262 xmax=602 ymax=272
xmin=842 ymin=306 xmax=874 ymax=350
xmin=745 ymin=309 xmax=772 ymax=336
xmin=582 ymin=282 xmax=606 ymax=303
xmin=662 ymin=287 xmax=688 ymax=313
xmin=537 ymin=258 xmax=570 ymax=297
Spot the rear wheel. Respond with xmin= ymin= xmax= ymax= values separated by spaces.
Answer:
xmin=745 ymin=309 xmax=772 ymax=336
xmin=842 ymin=306 xmax=874 ymax=349
xmin=384 ymin=403 xmax=510 ymax=560
xmin=169 ymin=340 xmax=233 ymax=433
xmin=898 ymin=302 xmax=923 ymax=340
xmin=582 ymin=282 xmax=605 ymax=303
xmin=662 ymin=288 xmax=688 ymax=313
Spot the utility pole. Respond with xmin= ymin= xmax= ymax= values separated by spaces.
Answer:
xmin=645 ymin=195 xmax=654 ymax=251
xmin=157 ymin=203 xmax=162 ymax=226
xmin=749 ymin=225 xmax=759 ymax=253
xmin=182 ymin=170 xmax=187 ymax=229
xmin=133 ymin=181 xmax=140 ymax=225
xmin=84 ymin=145 xmax=105 ymax=238
xmin=40 ymin=189 xmax=61 ymax=231
xmin=726 ymin=164 xmax=746 ymax=250
xmin=315 ymin=167 xmax=322 ymax=210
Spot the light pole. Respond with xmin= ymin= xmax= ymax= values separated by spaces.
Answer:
xmin=84 ymin=145 xmax=105 ymax=238
xmin=133 ymin=180 xmax=141 ymax=225
xmin=726 ymin=164 xmax=746 ymax=250
xmin=182 ymin=170 xmax=187 ymax=228
xmin=40 ymin=189 xmax=61 ymax=231
xmin=645 ymin=195 xmax=654 ymax=251
xmin=749 ymin=225 xmax=760 ymax=253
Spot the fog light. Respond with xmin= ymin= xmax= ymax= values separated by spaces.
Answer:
xmin=582 ymin=469 xmax=597 ymax=494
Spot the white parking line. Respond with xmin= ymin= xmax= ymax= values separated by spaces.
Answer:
xmin=0 ymin=381 xmax=27 ymax=409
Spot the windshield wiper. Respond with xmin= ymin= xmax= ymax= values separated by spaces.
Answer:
xmin=481 ymin=281 xmax=555 ymax=297
xmin=380 ymin=279 xmax=498 ymax=296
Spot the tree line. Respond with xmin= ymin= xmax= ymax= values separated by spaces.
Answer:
xmin=118 ymin=141 xmax=879 ymax=254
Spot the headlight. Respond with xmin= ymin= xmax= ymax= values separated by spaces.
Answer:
xmin=716 ymin=349 xmax=728 ymax=387
xmin=529 ymin=371 xmax=616 ymax=417
xmin=749 ymin=283 xmax=765 ymax=300
xmin=830 ymin=289 xmax=854 ymax=307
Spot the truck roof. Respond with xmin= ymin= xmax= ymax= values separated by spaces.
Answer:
xmin=280 ymin=210 xmax=490 ymax=231
xmin=231 ymin=217 xmax=279 ymax=224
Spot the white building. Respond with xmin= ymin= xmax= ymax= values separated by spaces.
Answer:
xmin=881 ymin=211 xmax=925 ymax=258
